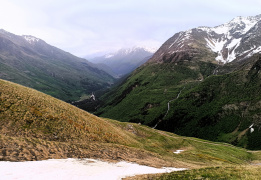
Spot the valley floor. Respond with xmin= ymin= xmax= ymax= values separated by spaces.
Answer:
xmin=0 ymin=158 xmax=186 ymax=180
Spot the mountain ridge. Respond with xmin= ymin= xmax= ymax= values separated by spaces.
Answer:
xmin=0 ymin=29 xmax=115 ymax=101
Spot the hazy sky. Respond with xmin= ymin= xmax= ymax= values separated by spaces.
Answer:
xmin=0 ymin=0 xmax=260 ymax=58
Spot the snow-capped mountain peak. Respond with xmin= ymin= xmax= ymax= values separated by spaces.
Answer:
xmin=150 ymin=14 xmax=261 ymax=64
xmin=203 ymin=15 xmax=261 ymax=63
xmin=90 ymin=46 xmax=155 ymax=76
xmin=212 ymin=15 xmax=260 ymax=36
xmin=104 ymin=46 xmax=157 ymax=59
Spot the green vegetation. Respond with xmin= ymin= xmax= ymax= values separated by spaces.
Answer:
xmin=0 ymin=79 xmax=127 ymax=144
xmin=158 ymin=54 xmax=261 ymax=150
xmin=131 ymin=166 xmax=261 ymax=180
xmin=0 ymin=58 xmax=114 ymax=101
xmin=98 ymin=54 xmax=261 ymax=150
xmin=97 ymin=60 xmax=217 ymax=125
xmin=107 ymin=120 xmax=254 ymax=167
xmin=0 ymin=79 xmax=257 ymax=169
xmin=0 ymin=33 xmax=115 ymax=102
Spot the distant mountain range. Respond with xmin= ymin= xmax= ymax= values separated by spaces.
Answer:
xmin=88 ymin=47 xmax=156 ymax=77
xmin=0 ymin=29 xmax=115 ymax=101
xmin=97 ymin=14 xmax=261 ymax=149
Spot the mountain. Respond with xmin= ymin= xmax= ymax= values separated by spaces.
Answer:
xmin=0 ymin=79 xmax=253 ymax=169
xmin=89 ymin=47 xmax=156 ymax=77
xmin=0 ymin=29 xmax=115 ymax=101
xmin=97 ymin=15 xmax=261 ymax=149
xmin=149 ymin=15 xmax=261 ymax=64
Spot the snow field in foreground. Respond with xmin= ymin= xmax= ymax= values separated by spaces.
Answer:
xmin=0 ymin=158 xmax=186 ymax=180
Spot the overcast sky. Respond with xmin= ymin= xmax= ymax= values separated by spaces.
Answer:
xmin=0 ymin=0 xmax=260 ymax=58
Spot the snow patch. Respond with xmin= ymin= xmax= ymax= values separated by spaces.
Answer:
xmin=212 ymin=25 xmax=230 ymax=35
xmin=250 ymin=128 xmax=255 ymax=133
xmin=169 ymin=33 xmax=182 ymax=49
xmin=173 ymin=150 xmax=184 ymax=154
xmin=246 ymin=46 xmax=261 ymax=58
xmin=0 ymin=158 xmax=187 ymax=180
xmin=205 ymin=37 xmax=226 ymax=53
xmin=183 ymin=30 xmax=191 ymax=40
xmin=252 ymin=46 xmax=261 ymax=54
xmin=205 ymin=37 xmax=228 ymax=63
xmin=227 ymin=38 xmax=241 ymax=49
xmin=200 ymin=15 xmax=261 ymax=63
xmin=23 ymin=35 xmax=40 ymax=44
xmin=212 ymin=16 xmax=259 ymax=36
xmin=226 ymin=38 xmax=241 ymax=62
xmin=249 ymin=124 xmax=255 ymax=133
xmin=205 ymin=35 xmax=243 ymax=63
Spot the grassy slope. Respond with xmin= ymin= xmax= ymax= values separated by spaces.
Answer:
xmin=0 ymin=34 xmax=115 ymax=102
xmin=126 ymin=165 xmax=261 ymax=180
xmin=157 ymin=54 xmax=261 ymax=150
xmin=97 ymin=60 xmax=217 ymax=125
xmin=0 ymin=78 xmax=258 ymax=169
xmin=98 ymin=54 xmax=261 ymax=150
xmin=0 ymin=56 xmax=114 ymax=102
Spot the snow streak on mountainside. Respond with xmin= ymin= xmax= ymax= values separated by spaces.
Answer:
xmin=150 ymin=15 xmax=261 ymax=64
xmin=202 ymin=15 xmax=261 ymax=63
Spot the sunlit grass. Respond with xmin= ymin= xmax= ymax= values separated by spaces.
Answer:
xmin=0 ymin=79 xmax=259 ymax=169
xmin=138 ymin=165 xmax=261 ymax=180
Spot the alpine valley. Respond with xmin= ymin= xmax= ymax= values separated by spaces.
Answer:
xmin=0 ymin=29 xmax=115 ymax=102
xmin=97 ymin=14 xmax=261 ymax=150
xmin=2 ymin=14 xmax=261 ymax=180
